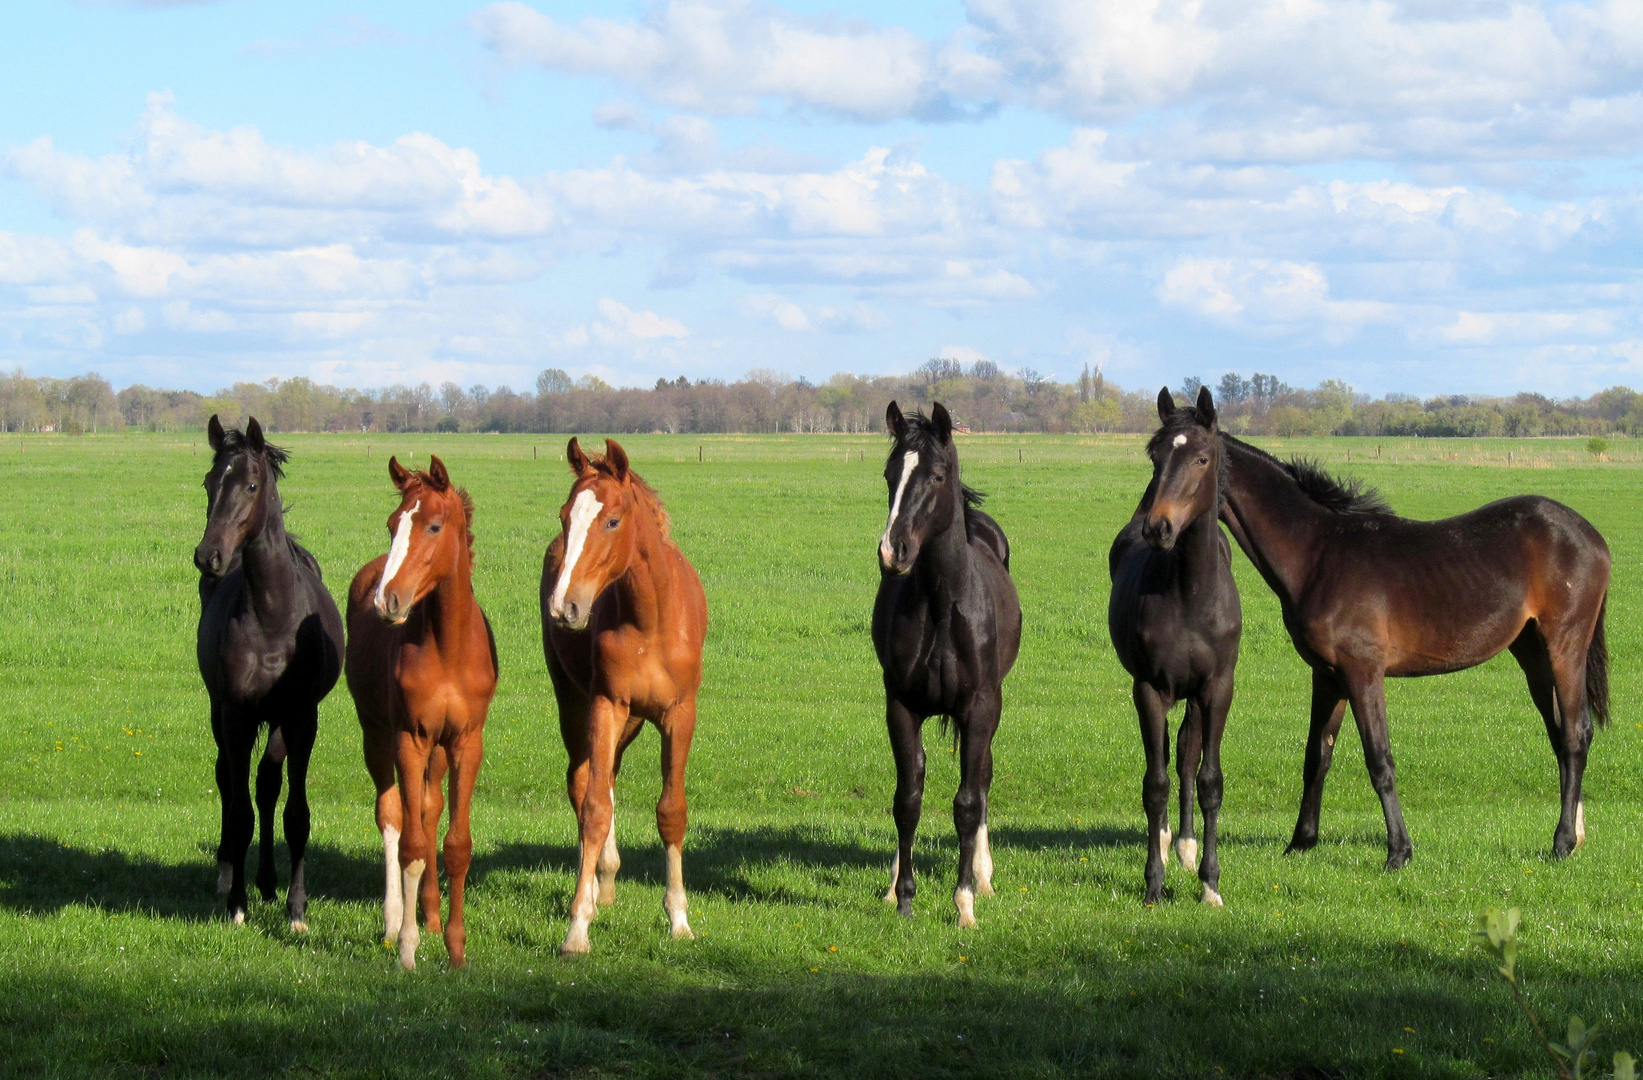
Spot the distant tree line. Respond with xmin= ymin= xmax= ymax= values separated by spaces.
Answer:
xmin=1 ymin=363 xmax=1639 ymax=438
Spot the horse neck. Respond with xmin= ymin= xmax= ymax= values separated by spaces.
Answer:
xmin=1219 ymin=436 xmax=1327 ymax=604
xmin=613 ymin=504 xmax=677 ymax=636
xmin=240 ymin=486 xmax=301 ymax=616
xmin=913 ymin=480 xmax=972 ymax=595
xmin=425 ymin=533 xmax=482 ymax=657
xmin=1171 ymin=497 xmax=1225 ymax=590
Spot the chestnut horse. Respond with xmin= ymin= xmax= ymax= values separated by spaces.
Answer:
xmin=541 ymin=438 xmax=707 ymax=955
xmin=1218 ymin=431 xmax=1610 ymax=866
xmin=195 ymin=415 xmax=343 ymax=929
xmin=1109 ymin=387 xmax=1241 ymax=906
xmin=346 ymin=455 xmax=497 ymax=970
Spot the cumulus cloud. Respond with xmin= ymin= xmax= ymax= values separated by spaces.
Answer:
xmin=473 ymin=0 xmax=995 ymax=121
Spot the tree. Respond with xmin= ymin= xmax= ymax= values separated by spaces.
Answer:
xmin=537 ymin=369 xmax=573 ymax=396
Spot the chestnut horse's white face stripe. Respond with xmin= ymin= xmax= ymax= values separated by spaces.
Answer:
xmin=551 ymin=488 xmax=603 ymax=617
xmin=878 ymin=450 xmax=919 ymax=563
xmin=375 ymin=499 xmax=420 ymax=611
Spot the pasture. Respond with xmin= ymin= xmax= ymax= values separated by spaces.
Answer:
xmin=0 ymin=430 xmax=1638 ymax=1079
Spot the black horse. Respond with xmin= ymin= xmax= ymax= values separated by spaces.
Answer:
xmin=1218 ymin=417 xmax=1610 ymax=867
xmin=1109 ymin=387 xmax=1242 ymax=906
xmin=873 ymin=401 xmax=1021 ymax=927
xmin=195 ymin=415 xmax=343 ymax=928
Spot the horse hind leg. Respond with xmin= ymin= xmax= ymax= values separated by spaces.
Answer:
xmin=1519 ymin=621 xmax=1593 ymax=858
xmin=952 ymin=696 xmax=999 ymax=929
xmin=1196 ymin=676 xmax=1233 ymax=907
xmin=1175 ymin=702 xmax=1203 ymax=872
xmin=254 ymin=728 xmax=286 ymax=902
xmin=364 ymin=722 xmax=404 ymax=945
xmin=419 ymin=746 xmax=449 ymax=936
xmin=598 ymin=720 xmax=643 ymax=907
xmin=441 ymin=733 xmax=484 ymax=969
xmin=657 ymin=700 xmax=697 ymax=940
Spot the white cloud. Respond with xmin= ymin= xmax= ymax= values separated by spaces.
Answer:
xmin=473 ymin=0 xmax=985 ymax=121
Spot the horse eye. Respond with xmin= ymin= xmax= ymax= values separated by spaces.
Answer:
xmin=605 ymin=517 xmax=620 ymax=530
xmin=428 ymin=523 xmax=442 ymax=534
xmin=248 ymin=483 xmax=258 ymax=492
xmin=1196 ymin=456 xmax=1209 ymax=466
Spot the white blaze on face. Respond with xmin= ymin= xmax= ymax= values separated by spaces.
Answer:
xmin=551 ymin=488 xmax=603 ymax=618
xmin=374 ymin=499 xmax=420 ymax=611
xmin=878 ymin=450 xmax=919 ymax=565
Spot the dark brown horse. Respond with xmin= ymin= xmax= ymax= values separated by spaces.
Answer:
xmin=1218 ymin=433 xmax=1610 ymax=867
xmin=874 ymin=401 xmax=1020 ymax=927
xmin=1109 ymin=387 xmax=1241 ymax=905
xmin=541 ymin=438 xmax=707 ymax=955
xmin=195 ymin=415 xmax=343 ymax=929
xmin=346 ymin=455 xmax=497 ymax=970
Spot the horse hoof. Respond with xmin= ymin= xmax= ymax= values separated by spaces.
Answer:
xmin=597 ymin=886 xmax=616 ymax=907
xmin=1201 ymin=886 xmax=1223 ymax=908
xmin=896 ymin=901 xmax=914 ymax=919
xmin=289 ymin=919 xmax=309 ymax=934
xmin=1384 ymin=850 xmax=1411 ymax=871
xmin=976 ymin=879 xmax=995 ymax=898
xmin=231 ymin=908 xmax=246 ymax=926
xmin=1143 ymin=890 xmax=1163 ymax=907
xmin=1284 ymin=837 xmax=1318 ymax=855
xmin=560 ymin=930 xmax=592 ymax=957
xmin=882 ymin=889 xmax=898 ymax=906
xmin=671 ymin=924 xmax=696 ymax=941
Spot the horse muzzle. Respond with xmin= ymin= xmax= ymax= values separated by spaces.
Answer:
xmin=374 ymin=588 xmax=412 ymax=626
xmin=548 ymin=593 xmax=592 ymax=631
xmin=878 ymin=535 xmax=915 ymax=575
xmin=1141 ymin=515 xmax=1178 ymax=551
xmin=194 ymin=542 xmax=226 ymax=578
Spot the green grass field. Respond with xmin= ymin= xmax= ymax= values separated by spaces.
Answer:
xmin=0 ymin=430 xmax=1638 ymax=1079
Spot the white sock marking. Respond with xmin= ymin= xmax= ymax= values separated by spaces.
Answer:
xmin=1201 ymin=885 xmax=1224 ymax=907
xmin=383 ymin=824 xmax=403 ymax=941
xmin=550 ymin=489 xmax=602 ymax=619
xmin=955 ymin=885 xmax=977 ymax=928
xmin=884 ymin=851 xmax=900 ymax=904
xmin=1176 ymin=836 xmax=1199 ymax=872
xmin=1575 ymin=800 xmax=1586 ymax=847
xmin=399 ymin=858 xmax=425 ymax=969
xmin=597 ymin=793 xmax=619 ymax=905
xmin=974 ymin=823 xmax=994 ymax=896
xmin=1159 ymin=826 xmax=1172 ymax=859
xmin=665 ymin=843 xmax=693 ymax=940
xmin=878 ymin=451 xmax=919 ymax=565
xmin=374 ymin=499 xmax=421 ymax=612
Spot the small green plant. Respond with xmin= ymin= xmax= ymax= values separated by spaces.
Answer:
xmin=1587 ymin=436 xmax=1610 ymax=457
xmin=1477 ymin=908 xmax=1635 ymax=1080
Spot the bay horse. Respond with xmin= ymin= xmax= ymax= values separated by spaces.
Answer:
xmin=1109 ymin=387 xmax=1241 ymax=906
xmin=1219 ymin=422 xmax=1610 ymax=867
xmin=541 ymin=437 xmax=707 ymax=955
xmin=345 ymin=455 xmax=497 ymax=970
xmin=194 ymin=414 xmax=343 ymax=929
xmin=873 ymin=401 xmax=1020 ymax=927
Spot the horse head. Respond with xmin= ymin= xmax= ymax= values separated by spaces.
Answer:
xmin=195 ymin=414 xmax=287 ymax=578
xmin=547 ymin=437 xmax=642 ymax=631
xmin=373 ymin=454 xmax=472 ymax=624
xmin=1143 ymin=384 xmax=1221 ymax=551
xmin=879 ymin=400 xmax=962 ymax=575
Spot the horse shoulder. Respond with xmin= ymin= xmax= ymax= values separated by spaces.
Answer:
xmin=348 ymin=554 xmax=389 ymax=614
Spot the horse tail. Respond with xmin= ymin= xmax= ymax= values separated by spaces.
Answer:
xmin=1586 ymin=596 xmax=1609 ymax=728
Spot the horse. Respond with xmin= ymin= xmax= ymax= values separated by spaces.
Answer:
xmin=1108 ymin=386 xmax=1242 ymax=906
xmin=194 ymin=414 xmax=343 ymax=929
xmin=541 ymin=437 xmax=708 ymax=955
xmin=1218 ymin=421 xmax=1610 ymax=867
xmin=873 ymin=401 xmax=1021 ymax=928
xmin=345 ymin=454 xmax=498 ymax=970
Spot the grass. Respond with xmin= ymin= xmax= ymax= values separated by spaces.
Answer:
xmin=0 ymin=430 xmax=1639 ymax=1079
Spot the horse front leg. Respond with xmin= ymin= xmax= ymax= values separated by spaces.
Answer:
xmin=254 ymin=727 xmax=287 ymax=903
xmin=442 ymin=732 xmax=484 ymax=967
xmin=1175 ymin=701 xmax=1203 ymax=872
xmin=885 ymin=696 xmax=925 ymax=916
xmin=419 ymin=746 xmax=449 ymax=936
xmin=363 ymin=720 xmax=404 ymax=945
xmin=393 ymin=731 xmax=436 ymax=970
xmin=657 ymin=699 xmax=697 ymax=940
xmin=953 ymin=692 xmax=999 ymax=929
xmin=1133 ymin=680 xmax=1172 ymax=905
xmin=562 ymin=697 xmax=623 ymax=956
xmin=1288 ymin=667 xmax=1348 ymax=854
xmin=211 ymin=701 xmax=233 ymax=897
xmin=600 ymin=717 xmax=645 ymax=907
xmin=221 ymin=714 xmax=258 ymax=924
xmin=1344 ymin=669 xmax=1411 ymax=870
xmin=1196 ymin=673 xmax=1234 ymax=907
xmin=281 ymin=711 xmax=318 ymax=931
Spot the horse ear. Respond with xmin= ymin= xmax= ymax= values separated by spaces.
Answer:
xmin=931 ymin=401 xmax=953 ymax=444
xmin=1156 ymin=387 xmax=1175 ymax=423
xmin=1196 ymin=384 xmax=1217 ymax=428
xmin=604 ymin=439 xmax=630 ymax=480
xmin=246 ymin=416 xmax=265 ymax=454
xmin=566 ymin=437 xmax=588 ymax=475
xmin=886 ymin=400 xmax=905 ymax=438
xmin=388 ymin=455 xmax=412 ymax=490
xmin=426 ymin=454 xmax=451 ymax=491
xmin=207 ymin=414 xmax=225 ymax=452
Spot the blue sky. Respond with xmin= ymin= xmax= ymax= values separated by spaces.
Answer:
xmin=4 ymin=0 xmax=1643 ymax=397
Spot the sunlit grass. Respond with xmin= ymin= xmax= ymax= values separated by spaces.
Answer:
xmin=0 ymin=431 xmax=1638 ymax=1078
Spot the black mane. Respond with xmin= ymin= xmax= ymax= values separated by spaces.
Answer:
xmin=211 ymin=426 xmax=290 ymax=480
xmin=1223 ymin=434 xmax=1392 ymax=517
